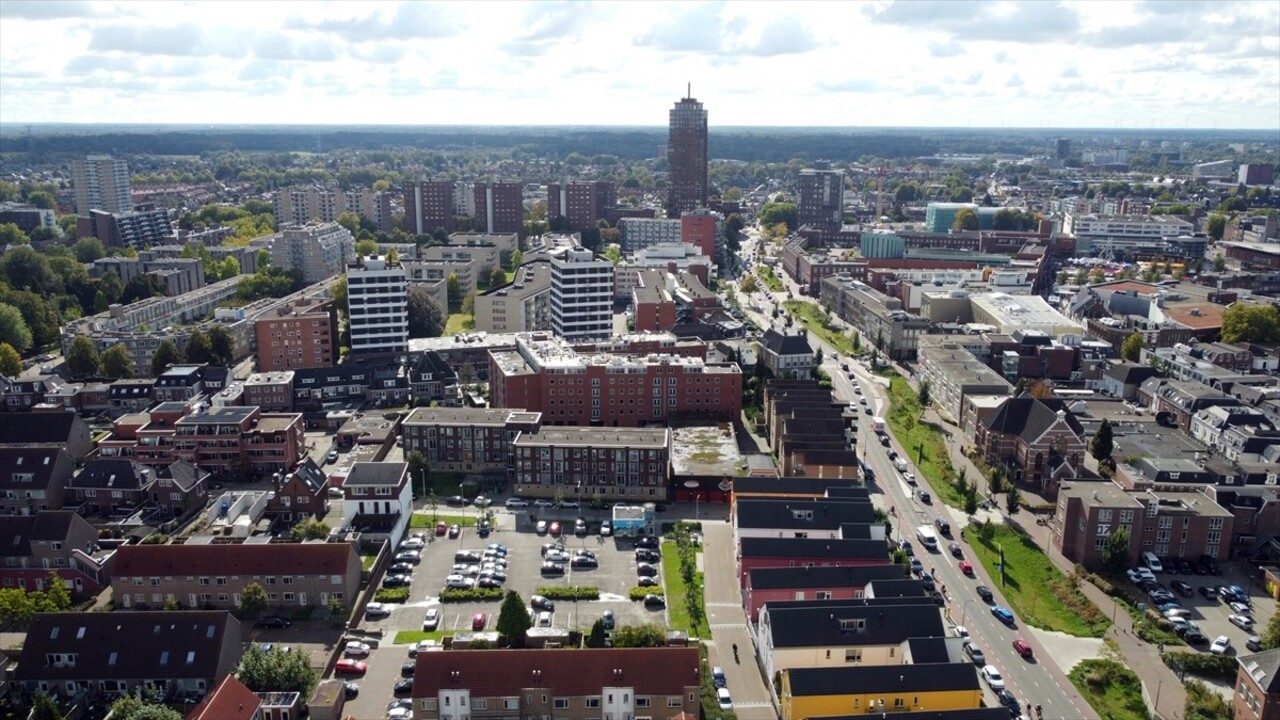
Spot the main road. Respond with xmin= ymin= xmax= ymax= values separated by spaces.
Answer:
xmin=728 ymin=247 xmax=1096 ymax=720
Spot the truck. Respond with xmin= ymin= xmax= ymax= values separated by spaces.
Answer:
xmin=894 ymin=457 xmax=909 ymax=472
xmin=916 ymin=525 xmax=939 ymax=551
xmin=871 ymin=416 xmax=886 ymax=433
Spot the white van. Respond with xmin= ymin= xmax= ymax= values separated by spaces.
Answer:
xmin=1142 ymin=552 xmax=1164 ymax=573
xmin=916 ymin=525 xmax=939 ymax=551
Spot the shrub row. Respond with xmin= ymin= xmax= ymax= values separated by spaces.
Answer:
xmin=1163 ymin=650 xmax=1239 ymax=679
xmin=373 ymin=588 xmax=410 ymax=603
xmin=440 ymin=587 xmax=503 ymax=603
xmin=536 ymin=586 xmax=600 ymax=601
xmin=629 ymin=587 xmax=665 ymax=601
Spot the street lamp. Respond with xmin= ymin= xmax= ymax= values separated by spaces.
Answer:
xmin=961 ymin=599 xmax=973 ymax=626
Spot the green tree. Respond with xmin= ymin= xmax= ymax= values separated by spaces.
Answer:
xmin=101 ymin=343 xmax=135 ymax=379
xmin=0 ymin=342 xmax=21 ymax=376
xmin=32 ymin=693 xmax=65 ymax=720
xmin=1090 ymin=418 xmax=1115 ymax=463
xmin=511 ymin=249 xmax=523 ymax=269
xmin=739 ymin=274 xmax=759 ymax=294
xmin=1100 ymin=527 xmax=1131 ymax=574
xmin=1262 ymin=609 xmax=1280 ymax=650
xmin=489 ymin=265 xmax=508 ymax=288
xmin=757 ymin=202 xmax=799 ymax=231
xmin=585 ymin=618 xmax=607 ymax=648
xmin=918 ymin=379 xmax=931 ymax=407
xmin=1221 ymin=304 xmax=1280 ymax=344
xmin=1005 ymin=485 xmax=1021 ymax=515
xmin=952 ymin=208 xmax=979 ymax=231
xmin=0 ymin=586 xmax=38 ymax=626
xmin=406 ymin=450 xmax=429 ymax=495
xmin=462 ymin=290 xmax=476 ymax=317
xmin=964 ymin=486 xmax=979 ymax=516
xmin=151 ymin=340 xmax=182 ymax=376
xmin=446 ymin=272 xmax=462 ymax=313
xmin=65 ymin=335 xmax=100 ymax=378
xmin=328 ymin=596 xmax=347 ymax=623
xmin=235 ymin=645 xmax=318 ymax=697
xmin=184 ymin=330 xmax=214 ymax=365
xmin=1213 ymin=254 xmax=1227 ymax=272
xmin=332 ymin=275 xmax=348 ymax=315
xmin=207 ymin=324 xmax=235 ymax=366
xmin=291 ymin=517 xmax=331 ymax=541
xmin=610 ymin=623 xmax=666 ymax=648
xmin=239 ymin=582 xmax=269 ymax=615
xmin=99 ymin=270 xmax=124 ymax=305
xmin=355 ymin=238 xmax=379 ymax=257
xmin=0 ymin=223 xmax=29 ymax=245
xmin=0 ymin=303 xmax=33 ymax=352
xmin=0 ymin=245 xmax=61 ymax=296
xmin=496 ymin=590 xmax=533 ymax=647
xmin=336 ymin=212 xmax=361 ymax=236
xmin=72 ymin=237 xmax=107 ymax=263
xmin=108 ymin=696 xmax=182 ymax=720
xmin=1120 ymin=332 xmax=1145 ymax=363
xmin=121 ymin=274 xmax=164 ymax=304
xmin=407 ymin=292 xmax=445 ymax=338
xmin=604 ymin=245 xmax=622 ymax=266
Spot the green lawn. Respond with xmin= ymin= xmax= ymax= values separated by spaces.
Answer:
xmin=883 ymin=375 xmax=966 ymax=508
xmin=964 ymin=524 xmax=1109 ymax=638
xmin=661 ymin=541 xmax=708 ymax=637
xmin=1068 ymin=659 xmax=1151 ymax=720
xmin=360 ymin=554 xmax=377 ymax=571
xmin=782 ymin=300 xmax=856 ymax=356
xmin=445 ymin=313 xmax=474 ymax=335
xmin=755 ymin=265 xmax=783 ymax=292
xmin=393 ymin=630 xmax=449 ymax=645
xmin=409 ymin=513 xmax=479 ymax=528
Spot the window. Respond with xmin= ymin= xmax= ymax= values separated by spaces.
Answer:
xmin=667 ymin=698 xmax=683 ymax=708
xmin=504 ymin=699 xmax=519 ymax=710
xmin=586 ymin=698 xmax=601 ymax=708
xmin=555 ymin=699 xmax=569 ymax=709
xmin=636 ymin=698 xmax=650 ymax=708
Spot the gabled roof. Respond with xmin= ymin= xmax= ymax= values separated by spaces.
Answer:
xmin=748 ymin=564 xmax=907 ymax=591
xmin=111 ymin=542 xmax=358 ymax=578
xmin=761 ymin=329 xmax=813 ymax=357
xmin=811 ymin=708 xmax=1008 ymax=720
xmin=0 ymin=411 xmax=84 ymax=446
xmin=735 ymin=498 xmax=875 ymax=530
xmin=785 ymin=662 xmax=981 ymax=696
xmin=1104 ymin=363 xmax=1159 ymax=385
xmin=0 ymin=447 xmax=70 ymax=490
xmin=158 ymin=460 xmax=207 ymax=492
xmin=283 ymin=457 xmax=327 ymax=493
xmin=69 ymin=459 xmax=156 ymax=490
xmin=14 ymin=610 xmax=238 ymax=682
xmin=763 ymin=602 xmax=945 ymax=648
xmin=345 ymin=461 xmax=408 ymax=487
xmin=1239 ymin=648 xmax=1280 ymax=693
xmin=906 ymin=636 xmax=953 ymax=664
xmin=187 ymin=675 xmax=260 ymax=720
xmin=980 ymin=395 xmax=1084 ymax=443
xmin=412 ymin=647 xmax=699 ymax=698
xmin=731 ymin=477 xmax=863 ymax=497
xmin=0 ymin=511 xmax=89 ymax=558
xmin=739 ymin=537 xmax=889 ymax=561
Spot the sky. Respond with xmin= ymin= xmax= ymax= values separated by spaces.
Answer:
xmin=1 ymin=0 xmax=1278 ymax=130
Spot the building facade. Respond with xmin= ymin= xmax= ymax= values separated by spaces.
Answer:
xmin=473 ymin=180 xmax=524 ymax=236
xmin=72 ymin=155 xmax=132 ymax=213
xmin=346 ymin=257 xmax=408 ymax=354
xmin=404 ymin=180 xmax=456 ymax=235
xmin=474 ymin=260 xmax=553 ymax=333
xmin=550 ymin=246 xmax=614 ymax=341
xmin=254 ymin=298 xmax=339 ymax=371
xmin=402 ymin=407 xmax=542 ymax=473
xmin=270 ymin=223 xmax=356 ymax=283
xmin=547 ymin=181 xmax=615 ymax=232
xmin=512 ymin=427 xmax=670 ymax=502
xmin=666 ymin=93 xmax=708 ymax=217
xmin=798 ymin=169 xmax=844 ymax=231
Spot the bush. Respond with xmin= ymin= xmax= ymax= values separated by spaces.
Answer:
xmin=536 ymin=586 xmax=600 ymax=601
xmin=1163 ymin=651 xmax=1238 ymax=679
xmin=373 ymin=588 xmax=410 ymax=603
xmin=1027 ymin=502 xmax=1056 ymax=514
xmin=440 ymin=587 xmax=503 ymax=603
xmin=629 ymin=587 xmax=665 ymax=601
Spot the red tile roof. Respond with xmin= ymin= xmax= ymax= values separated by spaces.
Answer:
xmin=112 ymin=541 xmax=358 ymax=577
xmin=413 ymin=647 xmax=700 ymax=699
xmin=187 ymin=675 xmax=260 ymax=720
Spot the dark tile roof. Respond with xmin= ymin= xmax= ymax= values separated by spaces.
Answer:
xmin=158 ymin=460 xmax=206 ymax=492
xmin=736 ymin=498 xmax=875 ymax=531
xmin=108 ymin=379 xmax=156 ymax=398
xmin=286 ymin=457 xmax=327 ymax=493
xmin=785 ymin=662 xmax=981 ymax=696
xmin=70 ymin=459 xmax=155 ymax=490
xmin=0 ymin=412 xmax=83 ymax=446
xmin=761 ymin=329 xmax=813 ymax=356
xmin=739 ymin=537 xmax=889 ymax=561
xmin=867 ymin=578 xmax=933 ymax=598
xmin=0 ymin=447 xmax=69 ymax=490
xmin=0 ymin=511 xmax=87 ymax=558
xmin=14 ymin=610 xmax=238 ymax=682
xmin=980 ymin=395 xmax=1084 ymax=443
xmin=1240 ymin=649 xmax=1280 ymax=693
xmin=763 ymin=603 xmax=945 ymax=648
xmin=293 ymin=364 xmax=373 ymax=388
xmin=413 ymin=647 xmax=700 ymax=699
xmin=1104 ymin=363 xmax=1160 ymax=384
xmin=732 ymin=477 xmax=862 ymax=497
xmin=187 ymin=676 xmax=260 ymax=720
xmin=345 ymin=461 xmax=408 ymax=487
xmin=111 ymin=542 xmax=357 ymax=578
xmin=748 ymin=564 xmax=906 ymax=591
xmin=906 ymin=636 xmax=953 ymax=663
xmin=811 ymin=709 xmax=1008 ymax=720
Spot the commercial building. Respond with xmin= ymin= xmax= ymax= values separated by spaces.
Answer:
xmin=512 ymin=426 xmax=671 ymax=502
xmin=969 ymin=292 xmax=1083 ymax=338
xmin=72 ymin=154 xmax=132 ymax=213
xmin=550 ymin=246 xmax=614 ymax=340
xmin=916 ymin=337 xmax=1013 ymax=425
xmin=489 ymin=334 xmax=742 ymax=427
xmin=254 ymin=297 xmax=339 ymax=371
xmin=401 ymin=407 xmax=543 ymax=473
xmin=780 ymin=664 xmax=983 ymax=720
xmin=77 ymin=208 xmax=173 ymax=249
xmin=269 ymin=222 xmax=356 ymax=283
xmin=820 ymin=277 xmax=932 ymax=362
xmin=403 ymin=180 xmax=456 ymax=235
xmin=666 ymin=92 xmax=709 ymax=217
xmin=346 ymin=256 xmax=408 ymax=354
xmin=1192 ymin=160 xmax=1234 ymax=180
xmin=475 ymin=259 xmax=553 ymax=333
xmin=0 ymin=201 xmax=57 ymax=234
xmin=1063 ymin=213 xmax=1195 ymax=256
xmin=798 ymin=169 xmax=845 ymax=231
xmin=924 ymin=203 xmax=981 ymax=232
xmin=473 ymin=179 xmax=524 ymax=236
xmin=547 ymin=180 xmax=615 ymax=231
xmin=411 ymin=648 xmax=701 ymax=720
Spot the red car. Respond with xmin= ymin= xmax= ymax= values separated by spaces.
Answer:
xmin=1012 ymin=639 xmax=1033 ymax=659
xmin=335 ymin=658 xmax=368 ymax=675
xmin=471 ymin=612 xmax=487 ymax=630
xmin=959 ymin=561 xmax=974 ymax=577
xmin=549 ymin=521 xmax=562 ymax=537
xmin=435 ymin=521 xmax=447 ymax=536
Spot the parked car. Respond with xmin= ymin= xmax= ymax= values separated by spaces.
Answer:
xmin=637 ymin=563 xmax=658 ymax=577
xmin=549 ymin=521 xmax=562 ymax=537
xmin=448 ymin=524 xmax=461 ymax=538
xmin=326 ymin=449 xmax=338 ymax=463
xmin=1199 ymin=586 xmax=1217 ymax=601
xmin=343 ymin=681 xmax=359 ymax=699
xmin=963 ymin=642 xmax=986 ymax=666
xmin=254 ymin=616 xmax=291 ymax=629
xmin=399 ymin=538 xmax=424 ymax=550
xmin=435 ymin=521 xmax=448 ymax=536
xmin=1230 ymin=614 xmax=1255 ymax=631
xmin=334 ymin=659 xmax=367 ymax=675
xmin=1171 ymin=580 xmax=1194 ymax=597
xmin=393 ymin=678 xmax=414 ymax=695
xmin=534 ymin=499 xmax=555 ymax=508
xmin=712 ymin=666 xmax=726 ymax=688
xmin=486 ymin=543 xmax=508 ymax=555
xmin=991 ymin=606 xmax=1014 ymax=624
xmin=388 ymin=562 xmax=415 ymax=574
xmin=545 ymin=549 xmax=571 ymax=563
xmin=600 ymin=521 xmax=613 ymax=536
xmin=471 ymin=612 xmax=486 ymax=630
xmin=716 ymin=688 xmax=733 ymax=711
xmin=981 ymin=665 xmax=1006 ymax=690
xmin=644 ymin=594 xmax=667 ymax=608
xmin=1211 ymin=636 xmax=1232 ymax=655
xmin=571 ymin=556 xmax=598 ymax=569
xmin=1248 ymin=636 xmax=1264 ymax=652
xmin=636 ymin=536 xmax=659 ymax=549
xmin=540 ymin=562 xmax=565 ymax=576
xmin=422 ymin=609 xmax=440 ymax=631
xmin=364 ymin=603 xmax=392 ymax=618
xmin=575 ymin=518 xmax=589 ymax=536
xmin=383 ymin=574 xmax=412 ymax=588
xmin=400 ymin=661 xmax=416 ymax=677
xmin=531 ymin=595 xmax=555 ymax=611
xmin=537 ymin=610 xmax=553 ymax=627
xmin=637 ymin=576 xmax=660 ymax=587
xmin=636 ymin=548 xmax=661 ymax=562
xmin=444 ymin=575 xmax=474 ymax=589
xmin=1011 ymin=639 xmax=1032 ymax=659
xmin=394 ymin=551 xmax=421 ymax=564
xmin=505 ymin=498 xmax=530 ymax=509
xmin=1230 ymin=601 xmax=1252 ymax=615
xmin=536 ymin=520 xmax=549 ymax=535
xmin=446 ymin=495 xmax=469 ymax=507
xmin=344 ymin=641 xmax=371 ymax=657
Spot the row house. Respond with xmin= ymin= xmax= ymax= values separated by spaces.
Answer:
xmin=13 ymin=611 xmax=242 ymax=703
xmin=190 ymin=675 xmax=304 ymax=720
xmin=733 ymin=498 xmax=879 ymax=545
xmin=108 ymin=378 xmax=157 ymax=415
xmin=0 ymin=447 xmax=74 ymax=516
xmin=743 ymin=565 xmax=910 ymax=623
xmin=343 ymin=462 xmax=412 ymax=547
xmin=153 ymin=365 xmax=211 ymax=403
xmin=67 ymin=457 xmax=207 ymax=522
xmin=2 ymin=375 xmax=63 ymax=412
xmin=0 ymin=510 xmax=107 ymax=593
xmin=1191 ymin=406 xmax=1273 ymax=457
xmin=243 ymin=371 xmax=296 ymax=412
xmin=737 ymin=537 xmax=892 ymax=587
xmin=292 ymin=364 xmax=377 ymax=412
xmin=0 ymin=412 xmax=94 ymax=458
xmin=110 ymin=541 xmax=361 ymax=610
xmin=39 ymin=381 xmax=111 ymax=415
xmin=267 ymin=458 xmax=330 ymax=522
xmin=974 ymin=396 xmax=1087 ymax=497
xmin=401 ymin=407 xmax=542 ymax=474
xmin=1145 ymin=379 xmax=1241 ymax=431
xmin=780 ymin=664 xmax=984 ymax=720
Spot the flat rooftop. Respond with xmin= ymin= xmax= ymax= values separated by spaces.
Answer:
xmin=513 ymin=427 xmax=670 ymax=449
xmin=404 ymin=407 xmax=541 ymax=426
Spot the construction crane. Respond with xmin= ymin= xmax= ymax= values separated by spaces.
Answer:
xmin=874 ymin=166 xmax=888 ymax=221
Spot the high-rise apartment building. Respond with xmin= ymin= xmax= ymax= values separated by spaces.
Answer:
xmin=72 ymin=155 xmax=133 ymax=213
xmin=272 ymin=186 xmax=395 ymax=231
xmin=547 ymin=181 xmax=616 ymax=231
xmin=269 ymin=222 xmax=356 ymax=283
xmin=473 ymin=180 xmax=524 ymax=237
xmin=1055 ymin=138 xmax=1072 ymax=160
xmin=346 ymin=257 xmax=408 ymax=354
xmin=403 ymin=180 xmax=456 ymax=235
xmin=253 ymin=298 xmax=339 ymax=371
xmin=474 ymin=260 xmax=553 ymax=333
xmin=666 ymin=91 xmax=708 ymax=218
xmin=550 ymin=246 xmax=614 ymax=341
xmin=797 ymin=169 xmax=845 ymax=231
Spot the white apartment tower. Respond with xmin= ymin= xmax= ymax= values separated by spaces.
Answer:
xmin=550 ymin=246 xmax=614 ymax=340
xmin=346 ymin=257 xmax=408 ymax=354
xmin=72 ymin=155 xmax=132 ymax=213
xmin=270 ymin=222 xmax=356 ymax=283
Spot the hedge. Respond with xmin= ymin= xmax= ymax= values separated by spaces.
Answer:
xmin=373 ymin=588 xmax=410 ymax=603
xmin=1163 ymin=651 xmax=1239 ymax=679
xmin=536 ymin=586 xmax=600 ymax=601
xmin=440 ymin=587 xmax=503 ymax=603
xmin=629 ymin=587 xmax=665 ymax=601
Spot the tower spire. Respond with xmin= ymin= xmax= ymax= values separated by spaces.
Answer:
xmin=687 ymin=82 xmax=691 ymax=99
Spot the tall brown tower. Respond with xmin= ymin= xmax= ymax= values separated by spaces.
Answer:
xmin=666 ymin=87 xmax=708 ymax=218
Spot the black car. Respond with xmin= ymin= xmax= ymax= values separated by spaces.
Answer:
xmin=254 ymin=616 xmax=292 ymax=629
xmin=393 ymin=678 xmax=414 ymax=695
xmin=401 ymin=662 xmax=416 ymax=677
xmin=643 ymin=594 xmax=667 ymax=609
xmin=382 ymin=574 xmax=412 ymax=588
xmin=637 ymin=563 xmax=658 ymax=577
xmin=446 ymin=495 xmax=469 ymax=507
xmin=996 ymin=689 xmax=1021 ymax=717
xmin=540 ymin=562 xmax=565 ymax=576
xmin=571 ymin=556 xmax=598 ymax=569
xmin=388 ymin=562 xmax=415 ymax=574
xmin=1199 ymin=586 xmax=1217 ymax=600
xmin=574 ymin=519 xmax=588 ymax=537
xmin=1171 ymin=580 xmax=1194 ymax=597
xmin=602 ymin=609 xmax=615 ymax=629
xmin=531 ymin=595 xmax=555 ymax=611
xmin=636 ymin=549 xmax=661 ymax=562
xmin=635 ymin=536 xmax=659 ymax=549
xmin=976 ymin=586 xmax=994 ymax=602
xmin=1178 ymin=558 xmax=1196 ymax=575
xmin=343 ymin=681 xmax=359 ymax=699
xmin=477 ymin=521 xmax=491 ymax=538
xmin=1184 ymin=630 xmax=1209 ymax=645
xmin=477 ymin=577 xmax=503 ymax=589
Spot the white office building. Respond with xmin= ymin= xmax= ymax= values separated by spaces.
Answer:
xmin=346 ymin=257 xmax=408 ymax=354
xmin=550 ymin=246 xmax=613 ymax=340
xmin=72 ymin=155 xmax=132 ymax=213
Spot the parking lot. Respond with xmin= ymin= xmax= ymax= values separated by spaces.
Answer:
xmin=339 ymin=506 xmax=669 ymax=719
xmin=1128 ymin=560 xmax=1275 ymax=657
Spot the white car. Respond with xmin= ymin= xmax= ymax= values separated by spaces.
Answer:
xmin=386 ymin=708 xmax=412 ymax=720
xmin=953 ymin=625 xmax=969 ymax=639
xmin=364 ymin=602 xmax=392 ymax=618
xmin=981 ymin=665 xmax=1005 ymax=691
xmin=399 ymin=538 xmax=424 ymax=550
xmin=1211 ymin=636 xmax=1232 ymax=655
xmin=344 ymin=641 xmax=371 ymax=657
xmin=422 ymin=608 xmax=440 ymax=631
xmin=505 ymin=498 xmax=530 ymax=509
xmin=1230 ymin=614 xmax=1255 ymax=631
xmin=444 ymin=574 xmax=474 ymax=589
xmin=716 ymin=687 xmax=733 ymax=710
xmin=1230 ymin=602 xmax=1252 ymax=615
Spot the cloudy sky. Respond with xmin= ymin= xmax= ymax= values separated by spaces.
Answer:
xmin=1 ymin=0 xmax=1277 ymax=129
